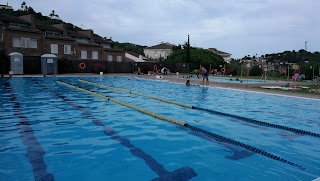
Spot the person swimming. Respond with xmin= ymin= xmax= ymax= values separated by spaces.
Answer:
xmin=186 ymin=79 xmax=191 ymax=86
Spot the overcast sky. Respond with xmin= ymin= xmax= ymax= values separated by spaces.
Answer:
xmin=4 ymin=0 xmax=320 ymax=58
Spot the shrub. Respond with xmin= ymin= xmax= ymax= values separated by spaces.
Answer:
xmin=93 ymin=63 xmax=105 ymax=74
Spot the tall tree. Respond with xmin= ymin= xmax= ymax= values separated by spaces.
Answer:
xmin=21 ymin=1 xmax=26 ymax=9
xmin=49 ymin=10 xmax=59 ymax=19
xmin=21 ymin=1 xmax=28 ymax=11
xmin=27 ymin=7 xmax=36 ymax=14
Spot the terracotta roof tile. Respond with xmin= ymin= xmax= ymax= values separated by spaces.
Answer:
xmin=0 ymin=15 xmax=30 ymax=25
xmin=145 ymin=42 xmax=173 ymax=49
xmin=93 ymin=34 xmax=113 ymax=44
xmin=36 ymin=24 xmax=62 ymax=33
xmin=67 ymin=30 xmax=90 ymax=38
xmin=208 ymin=48 xmax=231 ymax=55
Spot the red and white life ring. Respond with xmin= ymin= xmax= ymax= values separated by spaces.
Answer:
xmin=79 ymin=62 xmax=86 ymax=69
xmin=221 ymin=67 xmax=226 ymax=73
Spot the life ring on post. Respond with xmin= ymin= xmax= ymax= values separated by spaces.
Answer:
xmin=154 ymin=65 xmax=158 ymax=71
xmin=79 ymin=62 xmax=86 ymax=69
xmin=221 ymin=67 xmax=226 ymax=73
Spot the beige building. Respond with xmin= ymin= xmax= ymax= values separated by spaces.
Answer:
xmin=144 ymin=42 xmax=173 ymax=60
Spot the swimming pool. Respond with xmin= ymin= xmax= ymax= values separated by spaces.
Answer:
xmin=1 ymin=76 xmax=319 ymax=181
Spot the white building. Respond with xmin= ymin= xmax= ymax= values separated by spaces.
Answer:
xmin=144 ymin=42 xmax=173 ymax=60
xmin=0 ymin=3 xmax=13 ymax=9
xmin=125 ymin=52 xmax=145 ymax=62
xmin=208 ymin=48 xmax=232 ymax=63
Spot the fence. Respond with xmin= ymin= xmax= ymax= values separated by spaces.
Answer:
xmin=1 ymin=55 xmax=193 ymax=75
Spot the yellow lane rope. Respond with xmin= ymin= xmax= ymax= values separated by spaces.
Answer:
xmin=78 ymin=79 xmax=193 ymax=109
xmin=57 ymin=81 xmax=185 ymax=126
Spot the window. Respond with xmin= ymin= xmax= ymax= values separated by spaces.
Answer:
xmin=107 ymin=55 xmax=113 ymax=62
xmin=9 ymin=22 xmax=29 ymax=29
xmin=116 ymin=56 xmax=122 ymax=62
xmin=102 ymin=44 xmax=111 ymax=48
xmin=81 ymin=50 xmax=87 ymax=59
xmin=12 ymin=37 xmax=21 ymax=47
xmin=51 ymin=44 xmax=58 ymax=54
xmin=64 ymin=45 xmax=71 ymax=54
xmin=92 ymin=51 xmax=98 ymax=59
xmin=45 ymin=31 xmax=61 ymax=37
xmin=30 ymin=39 xmax=37 ymax=48
xmin=154 ymin=52 xmax=158 ymax=58
xmin=21 ymin=37 xmax=30 ymax=48
xmin=12 ymin=37 xmax=37 ymax=48
xmin=75 ymin=38 xmax=89 ymax=43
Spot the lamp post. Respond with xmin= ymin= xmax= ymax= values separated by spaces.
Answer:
xmin=310 ymin=65 xmax=314 ymax=81
xmin=246 ymin=63 xmax=250 ymax=87
xmin=272 ymin=63 xmax=275 ymax=76
xmin=287 ymin=64 xmax=290 ymax=80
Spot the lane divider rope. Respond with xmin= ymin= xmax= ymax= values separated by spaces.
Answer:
xmin=59 ymin=80 xmax=305 ymax=170
xmin=78 ymin=79 xmax=320 ymax=138
xmin=58 ymin=81 xmax=185 ymax=126
xmin=79 ymin=79 xmax=193 ymax=109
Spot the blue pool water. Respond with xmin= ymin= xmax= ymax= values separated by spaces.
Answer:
xmin=1 ymin=76 xmax=319 ymax=181
xmin=180 ymin=75 xmax=273 ymax=83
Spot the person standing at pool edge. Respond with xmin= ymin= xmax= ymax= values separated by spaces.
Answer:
xmin=199 ymin=66 xmax=209 ymax=85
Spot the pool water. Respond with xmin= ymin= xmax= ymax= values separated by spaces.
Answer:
xmin=1 ymin=76 xmax=319 ymax=181
xmin=180 ymin=75 xmax=273 ymax=83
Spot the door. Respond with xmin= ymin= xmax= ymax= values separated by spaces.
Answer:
xmin=46 ymin=58 xmax=55 ymax=75
xmin=10 ymin=56 xmax=23 ymax=74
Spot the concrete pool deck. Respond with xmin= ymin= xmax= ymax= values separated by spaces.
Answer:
xmin=2 ymin=73 xmax=320 ymax=100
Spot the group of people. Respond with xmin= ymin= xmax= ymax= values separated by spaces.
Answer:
xmin=186 ymin=66 xmax=209 ymax=86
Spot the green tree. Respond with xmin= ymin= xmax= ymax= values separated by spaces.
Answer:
xmin=165 ymin=48 xmax=225 ymax=71
xmin=114 ymin=42 xmax=146 ymax=55
xmin=21 ymin=1 xmax=26 ymax=11
xmin=172 ymin=44 xmax=182 ymax=51
xmin=49 ymin=10 xmax=59 ymax=19
xmin=250 ymin=65 xmax=262 ymax=76
xmin=27 ymin=7 xmax=36 ymax=14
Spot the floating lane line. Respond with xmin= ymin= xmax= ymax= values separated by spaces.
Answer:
xmin=78 ymin=79 xmax=193 ymax=109
xmin=59 ymin=80 xmax=305 ymax=170
xmin=4 ymin=81 xmax=55 ymax=181
xmin=35 ymin=81 xmax=197 ymax=181
xmin=78 ymin=79 xmax=320 ymax=139
xmin=59 ymin=81 xmax=185 ymax=126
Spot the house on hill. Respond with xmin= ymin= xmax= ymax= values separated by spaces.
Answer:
xmin=0 ymin=14 xmax=44 ymax=58
xmin=0 ymin=3 xmax=12 ymax=10
xmin=144 ymin=42 xmax=173 ymax=60
xmin=208 ymin=48 xmax=232 ymax=63
xmin=36 ymin=23 xmax=76 ymax=59
xmin=0 ymin=13 xmax=125 ymax=74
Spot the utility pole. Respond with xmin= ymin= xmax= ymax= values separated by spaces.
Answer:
xmin=305 ymin=41 xmax=308 ymax=51
xmin=186 ymin=34 xmax=190 ymax=63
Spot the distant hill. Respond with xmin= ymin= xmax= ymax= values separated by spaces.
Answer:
xmin=264 ymin=50 xmax=320 ymax=64
xmin=0 ymin=7 xmax=82 ymax=31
